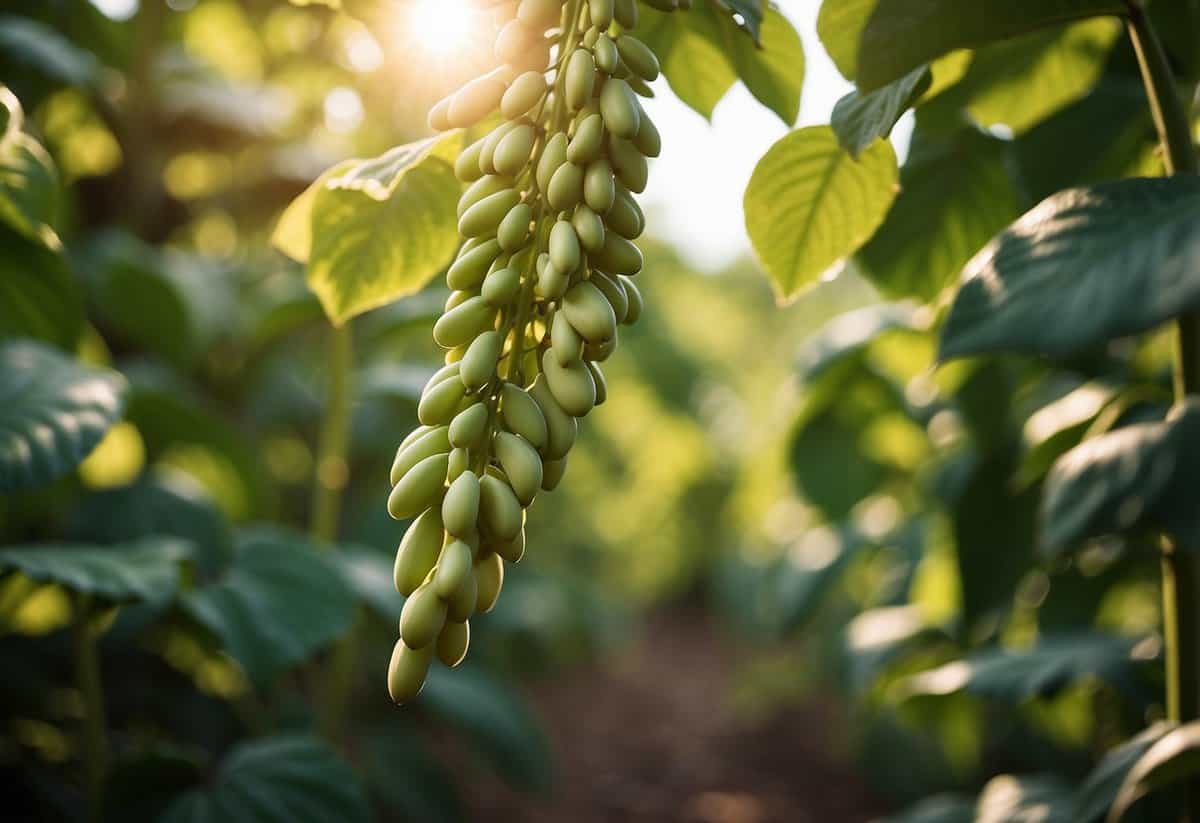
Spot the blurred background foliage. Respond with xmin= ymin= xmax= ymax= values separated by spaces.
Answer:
xmin=0 ymin=0 xmax=1197 ymax=820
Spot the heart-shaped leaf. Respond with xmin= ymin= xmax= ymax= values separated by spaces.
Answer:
xmin=0 ymin=538 xmax=190 ymax=605
xmin=0 ymin=339 xmax=127 ymax=492
xmin=745 ymin=126 xmax=898 ymax=301
xmin=161 ymin=735 xmax=371 ymax=823
xmin=181 ymin=527 xmax=357 ymax=686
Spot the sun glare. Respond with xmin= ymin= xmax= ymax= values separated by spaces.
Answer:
xmin=408 ymin=0 xmax=478 ymax=57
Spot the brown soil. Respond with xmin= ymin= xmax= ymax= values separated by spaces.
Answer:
xmin=465 ymin=611 xmax=884 ymax=823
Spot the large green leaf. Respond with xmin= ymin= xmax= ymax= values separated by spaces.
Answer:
xmin=0 ymin=538 xmax=189 ymax=605
xmin=1041 ymin=402 xmax=1200 ymax=555
xmin=161 ymin=736 xmax=371 ymax=823
xmin=831 ymin=67 xmax=931 ymax=157
xmin=855 ymin=0 xmax=1129 ymax=91
xmin=0 ymin=225 xmax=83 ymax=349
xmin=0 ymin=340 xmax=127 ymax=492
xmin=745 ymin=126 xmax=898 ymax=301
xmin=727 ymin=7 xmax=805 ymax=125
xmin=0 ymin=87 xmax=61 ymax=250
xmin=796 ymin=301 xmax=927 ymax=382
xmin=639 ymin=5 xmax=739 ymax=119
xmin=1110 ymin=723 xmax=1200 ymax=822
xmin=1074 ymin=723 xmax=1172 ymax=822
xmin=859 ymin=126 xmax=1019 ymax=301
xmin=940 ymin=178 xmax=1200 ymax=360
xmin=180 ymin=528 xmax=357 ymax=686
xmin=274 ymin=134 xmax=462 ymax=325
xmin=817 ymin=0 xmax=878 ymax=80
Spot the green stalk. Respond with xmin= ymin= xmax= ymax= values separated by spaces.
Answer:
xmin=73 ymin=594 xmax=107 ymax=823
xmin=1127 ymin=3 xmax=1200 ymax=819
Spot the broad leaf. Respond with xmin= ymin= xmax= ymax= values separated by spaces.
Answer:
xmin=181 ymin=527 xmax=357 ymax=686
xmin=727 ymin=7 xmax=806 ymax=125
xmin=0 ymin=538 xmax=189 ymax=605
xmin=639 ymin=5 xmax=738 ymax=120
xmin=772 ymin=524 xmax=866 ymax=631
xmin=832 ymin=67 xmax=931 ymax=157
xmin=976 ymin=775 xmax=1075 ymax=823
xmin=334 ymin=543 xmax=401 ymax=624
xmin=1110 ymin=723 xmax=1200 ymax=822
xmin=1040 ymin=402 xmax=1200 ymax=555
xmin=0 ymin=87 xmax=61 ymax=250
xmin=860 ymin=126 xmax=1019 ymax=301
xmin=797 ymin=301 xmax=927 ymax=381
xmin=362 ymin=733 xmax=463 ymax=823
xmin=161 ymin=736 xmax=371 ymax=823
xmin=884 ymin=794 xmax=974 ymax=823
xmin=1074 ymin=723 xmax=1172 ymax=822
xmin=941 ymin=178 xmax=1200 ymax=359
xmin=0 ymin=340 xmax=127 ymax=492
xmin=0 ymin=15 xmax=99 ymax=91
xmin=856 ymin=0 xmax=1129 ymax=91
xmin=718 ymin=0 xmax=765 ymax=43
xmin=817 ymin=0 xmax=878 ymax=81
xmin=0 ymin=226 xmax=83 ymax=349
xmin=745 ymin=126 xmax=898 ymax=301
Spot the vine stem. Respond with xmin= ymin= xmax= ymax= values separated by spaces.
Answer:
xmin=310 ymin=324 xmax=358 ymax=739
xmin=1127 ymin=3 xmax=1200 ymax=820
xmin=73 ymin=594 xmax=107 ymax=823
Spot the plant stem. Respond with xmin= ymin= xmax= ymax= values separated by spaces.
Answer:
xmin=73 ymin=594 xmax=107 ymax=823
xmin=1128 ymin=4 xmax=1200 ymax=819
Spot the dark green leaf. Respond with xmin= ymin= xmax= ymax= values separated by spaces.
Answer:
xmin=976 ymin=775 xmax=1075 ymax=823
xmin=334 ymin=543 xmax=401 ymax=624
xmin=1041 ymin=401 xmax=1200 ymax=555
xmin=0 ymin=225 xmax=83 ymax=349
xmin=883 ymin=794 xmax=974 ymax=823
xmin=773 ymin=524 xmax=866 ymax=632
xmin=0 ymin=538 xmax=189 ymax=605
xmin=745 ymin=126 xmax=898 ymax=300
xmin=1111 ymin=722 xmax=1200 ymax=822
xmin=161 ymin=735 xmax=371 ymax=823
xmin=716 ymin=0 xmax=765 ymax=43
xmin=181 ymin=527 xmax=357 ymax=686
xmin=0 ymin=340 xmax=126 ymax=492
xmin=104 ymin=745 xmax=205 ymax=823
xmin=831 ymin=67 xmax=931 ymax=156
xmin=797 ymin=301 xmax=927 ymax=381
xmin=941 ymin=178 xmax=1200 ymax=359
xmin=0 ymin=16 xmax=99 ymax=90
xmin=856 ymin=0 xmax=1128 ymax=91
xmin=362 ymin=733 xmax=463 ymax=823
xmin=1074 ymin=723 xmax=1172 ymax=822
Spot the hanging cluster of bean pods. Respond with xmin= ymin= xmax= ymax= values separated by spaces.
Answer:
xmin=387 ymin=0 xmax=683 ymax=704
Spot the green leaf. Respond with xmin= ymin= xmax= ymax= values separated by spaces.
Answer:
xmin=0 ymin=16 xmax=99 ymax=90
xmin=0 ymin=538 xmax=189 ymax=605
xmin=0 ymin=340 xmax=127 ymax=492
xmin=860 ymin=127 xmax=1019 ymax=301
xmin=362 ymin=733 xmax=463 ymax=823
xmin=334 ymin=543 xmax=401 ymax=624
xmin=161 ymin=735 xmax=371 ymax=823
xmin=899 ymin=634 xmax=1156 ymax=705
xmin=883 ymin=794 xmax=974 ymax=823
xmin=717 ymin=0 xmax=765 ymax=43
xmin=295 ymin=135 xmax=463 ymax=325
xmin=856 ymin=0 xmax=1129 ymax=92
xmin=817 ymin=0 xmax=878 ymax=81
xmin=423 ymin=665 xmax=553 ymax=792
xmin=745 ymin=126 xmax=898 ymax=301
xmin=1110 ymin=722 xmax=1200 ymax=822
xmin=976 ymin=775 xmax=1075 ymax=823
xmin=772 ymin=523 xmax=866 ymax=631
xmin=1040 ymin=401 xmax=1200 ymax=555
xmin=941 ymin=177 xmax=1200 ymax=360
xmin=0 ymin=87 xmax=61 ymax=250
xmin=181 ymin=527 xmax=357 ymax=686
xmin=797 ymin=301 xmax=927 ymax=381
xmin=639 ymin=5 xmax=738 ymax=120
xmin=727 ymin=7 xmax=805 ymax=125
xmin=1074 ymin=723 xmax=1172 ymax=822
xmin=0 ymin=225 xmax=83 ymax=349
xmin=831 ymin=67 xmax=931 ymax=157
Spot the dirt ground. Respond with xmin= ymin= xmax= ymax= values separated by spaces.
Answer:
xmin=465 ymin=611 xmax=885 ymax=823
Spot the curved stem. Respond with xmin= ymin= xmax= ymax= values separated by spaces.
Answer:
xmin=73 ymin=594 xmax=107 ymax=823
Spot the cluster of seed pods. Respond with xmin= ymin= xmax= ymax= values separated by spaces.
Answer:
xmin=387 ymin=0 xmax=681 ymax=704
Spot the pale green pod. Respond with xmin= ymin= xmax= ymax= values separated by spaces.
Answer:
xmin=563 ymin=280 xmax=617 ymax=342
xmin=600 ymin=78 xmax=639 ymax=138
xmin=494 ymin=123 xmax=536 ymax=177
xmin=590 ymin=271 xmax=629 ymax=323
xmin=458 ymin=175 xmax=510 ymax=219
xmin=584 ymin=157 xmax=615 ymax=213
xmin=619 ymin=274 xmax=642 ymax=324
xmin=459 ymin=188 xmax=520 ymax=238
xmin=433 ymin=296 xmax=498 ymax=349
xmin=626 ymin=74 xmax=655 ymax=99
xmin=593 ymin=231 xmax=643 ymax=275
xmin=494 ymin=431 xmax=543 ymax=505
xmin=447 ymin=238 xmax=502 ymax=290
xmin=589 ymin=0 xmax=614 ymax=29
xmin=518 ymin=0 xmax=562 ymax=28
xmin=606 ymin=185 xmax=645 ymax=239
xmin=448 ymin=446 xmax=469 ymax=482
xmin=529 ymin=373 xmax=578 ymax=459
xmin=418 ymin=377 xmax=466 ymax=426
xmin=497 ymin=202 xmax=532 ymax=252
xmin=541 ymin=455 xmax=568 ymax=491
xmin=426 ymin=360 xmax=462 ymax=389
xmin=400 ymin=583 xmax=447 ymax=649
xmin=388 ymin=453 xmax=449 ymax=519
xmin=449 ymin=402 xmax=490 ymax=449
xmin=446 ymin=566 xmax=477 ymax=622
xmin=547 ymin=161 xmax=584 ymax=211
xmin=541 ymin=349 xmax=596 ymax=417
xmin=427 ymin=95 xmax=452 ymax=132
xmin=434 ymin=537 xmax=475 ymax=597
xmin=479 ymin=473 xmax=524 ymax=541
xmin=613 ymin=0 xmax=638 ymax=29
xmin=564 ymin=48 xmax=597 ymax=111
xmin=387 ymin=639 xmax=434 ymax=704
xmin=633 ymin=109 xmax=662 ymax=157
xmin=393 ymin=507 xmax=444 ymax=595
xmin=442 ymin=472 xmax=481 ymax=540
xmin=460 ymin=329 xmax=504 ymax=391
xmin=455 ymin=138 xmax=486 ymax=182
xmin=482 ymin=265 xmax=522 ymax=307
xmin=398 ymin=424 xmax=433 ymax=454
xmin=493 ymin=528 xmax=526 ymax=563
xmin=608 ymin=135 xmax=648 ymax=192
xmin=447 ymin=70 xmax=507 ymax=128
xmin=501 ymin=70 xmax=547 ymax=120
xmin=436 ymin=620 xmax=470 ymax=668
xmin=495 ymin=19 xmax=538 ymax=64
xmin=500 ymin=382 xmax=548 ymax=449
xmin=566 ymin=114 xmax=605 ymax=164
xmin=390 ymin=425 xmax=450 ymax=485
xmin=478 ymin=121 xmax=518 ymax=176
xmin=572 ymin=205 xmax=606 ymax=252
xmin=587 ymin=360 xmax=608 ymax=405
xmin=508 ymin=35 xmax=552 ymax=74
xmin=594 ymin=34 xmax=619 ymax=74
xmin=584 ymin=332 xmax=618 ymax=362
xmin=475 ymin=552 xmax=505 ymax=614
xmin=536 ymin=258 xmax=568 ymax=299
xmin=445 ymin=289 xmax=474 ymax=312
xmin=536 ymin=132 xmax=568 ymax=194
xmin=551 ymin=308 xmax=584 ymax=366
xmin=444 ymin=345 xmax=466 ymax=364
xmin=549 ymin=220 xmax=581 ymax=275
xmin=616 ymin=34 xmax=660 ymax=81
